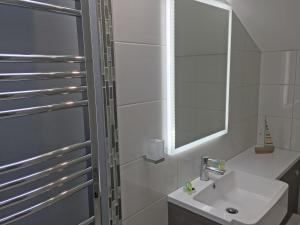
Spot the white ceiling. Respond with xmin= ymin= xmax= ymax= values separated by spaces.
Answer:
xmin=227 ymin=0 xmax=300 ymax=51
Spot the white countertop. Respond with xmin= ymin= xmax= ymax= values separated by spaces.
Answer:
xmin=227 ymin=147 xmax=300 ymax=179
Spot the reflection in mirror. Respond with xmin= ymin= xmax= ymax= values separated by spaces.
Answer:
xmin=166 ymin=0 xmax=232 ymax=154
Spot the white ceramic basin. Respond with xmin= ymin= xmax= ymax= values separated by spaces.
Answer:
xmin=168 ymin=170 xmax=288 ymax=225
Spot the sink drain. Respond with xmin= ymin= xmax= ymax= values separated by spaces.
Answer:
xmin=226 ymin=208 xmax=239 ymax=214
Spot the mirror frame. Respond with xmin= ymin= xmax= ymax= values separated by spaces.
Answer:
xmin=166 ymin=0 xmax=232 ymax=155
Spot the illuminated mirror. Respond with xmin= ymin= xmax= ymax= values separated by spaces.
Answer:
xmin=166 ymin=0 xmax=232 ymax=154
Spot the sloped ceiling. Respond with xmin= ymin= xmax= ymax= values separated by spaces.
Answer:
xmin=227 ymin=0 xmax=300 ymax=51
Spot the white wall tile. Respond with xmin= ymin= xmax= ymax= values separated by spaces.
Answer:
xmin=118 ymin=101 xmax=163 ymax=165
xmin=257 ymin=115 xmax=292 ymax=149
xmin=121 ymin=157 xmax=177 ymax=219
xmin=289 ymin=53 xmax=300 ymax=152
xmin=231 ymin=14 xmax=246 ymax=52
xmin=230 ymin=51 xmax=245 ymax=87
xmin=258 ymin=50 xmax=300 ymax=155
xmin=231 ymin=116 xmax=258 ymax=152
xmin=291 ymin=119 xmax=300 ymax=151
xmin=112 ymin=0 xmax=165 ymax=45
xmin=177 ymin=148 xmax=201 ymax=186
xmin=293 ymin=86 xmax=300 ymax=119
xmin=115 ymin=43 xmax=163 ymax=105
xmin=243 ymin=51 xmax=261 ymax=85
xmin=230 ymin=86 xmax=259 ymax=124
xmin=260 ymin=51 xmax=296 ymax=85
xmin=259 ymin=85 xmax=294 ymax=118
xmin=295 ymin=51 xmax=300 ymax=85
xmin=123 ymin=198 xmax=168 ymax=225
xmin=244 ymin=31 xmax=259 ymax=52
xmin=230 ymin=86 xmax=244 ymax=123
xmin=242 ymin=85 xmax=260 ymax=118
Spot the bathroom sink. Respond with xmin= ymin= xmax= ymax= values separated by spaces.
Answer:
xmin=168 ymin=170 xmax=288 ymax=225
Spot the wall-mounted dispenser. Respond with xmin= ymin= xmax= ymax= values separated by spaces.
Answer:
xmin=143 ymin=139 xmax=165 ymax=164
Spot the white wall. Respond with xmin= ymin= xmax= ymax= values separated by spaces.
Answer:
xmin=228 ymin=0 xmax=300 ymax=52
xmin=112 ymin=1 xmax=261 ymax=224
xmin=258 ymin=51 xmax=300 ymax=152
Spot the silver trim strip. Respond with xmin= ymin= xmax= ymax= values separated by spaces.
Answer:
xmin=0 ymin=71 xmax=86 ymax=81
xmin=0 ymin=54 xmax=85 ymax=63
xmin=0 ymin=0 xmax=81 ymax=16
xmin=80 ymin=1 xmax=110 ymax=224
xmin=0 ymin=100 xmax=88 ymax=120
xmin=0 ymin=141 xmax=91 ymax=175
xmin=78 ymin=216 xmax=95 ymax=225
xmin=0 ymin=154 xmax=91 ymax=192
xmin=0 ymin=86 xmax=87 ymax=101
xmin=0 ymin=167 xmax=92 ymax=210
xmin=0 ymin=180 xmax=93 ymax=225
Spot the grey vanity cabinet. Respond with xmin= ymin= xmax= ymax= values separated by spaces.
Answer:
xmin=280 ymin=160 xmax=300 ymax=225
xmin=168 ymin=203 xmax=221 ymax=225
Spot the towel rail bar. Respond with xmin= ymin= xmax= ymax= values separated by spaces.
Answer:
xmin=0 ymin=180 xmax=93 ymax=225
xmin=0 ymin=86 xmax=87 ymax=101
xmin=0 ymin=100 xmax=88 ymax=120
xmin=0 ymin=141 xmax=91 ymax=175
xmin=0 ymin=154 xmax=91 ymax=192
xmin=0 ymin=54 xmax=85 ymax=63
xmin=0 ymin=71 xmax=86 ymax=81
xmin=0 ymin=0 xmax=81 ymax=16
xmin=0 ymin=0 xmax=108 ymax=224
xmin=0 ymin=167 xmax=92 ymax=210
xmin=78 ymin=216 xmax=95 ymax=225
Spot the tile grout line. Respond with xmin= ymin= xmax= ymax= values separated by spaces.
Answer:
xmin=118 ymin=99 xmax=163 ymax=108
xmin=258 ymin=114 xmax=293 ymax=119
xmin=122 ymin=196 xmax=168 ymax=222
xmin=289 ymin=52 xmax=298 ymax=150
xmin=262 ymin=49 xmax=300 ymax=53
xmin=120 ymin=156 xmax=144 ymax=168
xmin=114 ymin=40 xmax=166 ymax=47
xmin=257 ymin=59 xmax=262 ymax=145
xmin=176 ymin=157 xmax=180 ymax=189
xmin=260 ymin=83 xmax=300 ymax=86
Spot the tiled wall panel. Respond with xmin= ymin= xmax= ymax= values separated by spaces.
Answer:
xmin=258 ymin=50 xmax=300 ymax=152
xmin=111 ymin=1 xmax=261 ymax=224
xmin=97 ymin=0 xmax=122 ymax=224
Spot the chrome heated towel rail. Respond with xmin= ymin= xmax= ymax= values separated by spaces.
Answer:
xmin=0 ymin=1 xmax=108 ymax=225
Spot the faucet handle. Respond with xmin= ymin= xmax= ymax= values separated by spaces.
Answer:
xmin=200 ymin=156 xmax=209 ymax=181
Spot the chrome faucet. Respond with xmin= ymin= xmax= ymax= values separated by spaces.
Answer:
xmin=200 ymin=156 xmax=225 ymax=181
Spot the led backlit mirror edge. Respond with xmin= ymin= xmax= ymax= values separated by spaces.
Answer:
xmin=166 ymin=0 xmax=232 ymax=155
